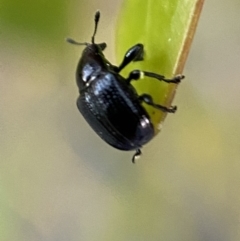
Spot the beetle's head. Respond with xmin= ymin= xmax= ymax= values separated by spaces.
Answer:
xmin=66 ymin=10 xmax=107 ymax=52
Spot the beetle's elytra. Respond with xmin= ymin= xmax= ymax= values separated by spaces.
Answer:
xmin=67 ymin=11 xmax=184 ymax=163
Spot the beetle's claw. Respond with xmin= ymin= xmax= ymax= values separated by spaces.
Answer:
xmin=132 ymin=149 xmax=142 ymax=163
xmin=173 ymin=74 xmax=185 ymax=84
xmin=168 ymin=105 xmax=177 ymax=113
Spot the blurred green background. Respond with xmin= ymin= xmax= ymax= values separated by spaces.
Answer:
xmin=1 ymin=0 xmax=240 ymax=240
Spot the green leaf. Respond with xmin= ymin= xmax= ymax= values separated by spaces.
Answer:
xmin=116 ymin=0 xmax=204 ymax=134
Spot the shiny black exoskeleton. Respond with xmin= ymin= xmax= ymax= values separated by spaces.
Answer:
xmin=67 ymin=11 xmax=184 ymax=163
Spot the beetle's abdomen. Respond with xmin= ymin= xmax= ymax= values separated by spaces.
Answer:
xmin=77 ymin=73 xmax=154 ymax=150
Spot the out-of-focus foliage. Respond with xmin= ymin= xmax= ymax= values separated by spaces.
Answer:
xmin=0 ymin=0 xmax=68 ymax=40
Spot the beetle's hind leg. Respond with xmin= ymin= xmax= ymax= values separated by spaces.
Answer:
xmin=139 ymin=94 xmax=177 ymax=113
xmin=132 ymin=149 xmax=142 ymax=163
xmin=117 ymin=44 xmax=144 ymax=72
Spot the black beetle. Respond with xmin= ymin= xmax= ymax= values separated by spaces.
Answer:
xmin=67 ymin=11 xmax=184 ymax=163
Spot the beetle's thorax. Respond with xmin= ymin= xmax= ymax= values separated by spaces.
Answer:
xmin=76 ymin=44 xmax=112 ymax=90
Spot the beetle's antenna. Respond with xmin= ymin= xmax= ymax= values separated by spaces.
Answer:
xmin=91 ymin=10 xmax=100 ymax=44
xmin=66 ymin=38 xmax=88 ymax=46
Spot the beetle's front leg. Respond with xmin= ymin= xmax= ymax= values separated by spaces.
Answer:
xmin=126 ymin=70 xmax=184 ymax=84
xmin=117 ymin=44 xmax=144 ymax=72
xmin=139 ymin=94 xmax=177 ymax=113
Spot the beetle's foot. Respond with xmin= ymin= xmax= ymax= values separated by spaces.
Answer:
xmin=161 ymin=74 xmax=185 ymax=84
xmin=132 ymin=149 xmax=142 ymax=163
xmin=171 ymin=74 xmax=185 ymax=84
xmin=166 ymin=105 xmax=177 ymax=113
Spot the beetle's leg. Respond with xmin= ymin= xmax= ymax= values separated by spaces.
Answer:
xmin=117 ymin=44 xmax=144 ymax=72
xmin=139 ymin=94 xmax=177 ymax=113
xmin=132 ymin=149 xmax=142 ymax=163
xmin=126 ymin=70 xmax=184 ymax=84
